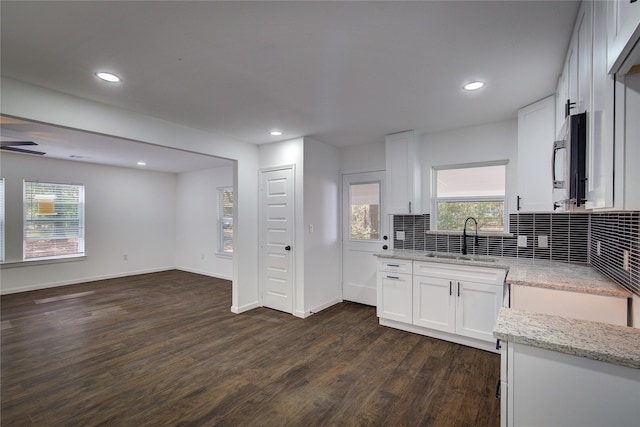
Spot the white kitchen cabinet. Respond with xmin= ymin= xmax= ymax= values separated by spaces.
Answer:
xmin=586 ymin=0 xmax=615 ymax=210
xmin=413 ymin=275 xmax=455 ymax=333
xmin=376 ymin=259 xmax=412 ymax=323
xmin=385 ymin=130 xmax=421 ymax=214
xmin=511 ymin=284 xmax=628 ymax=326
xmin=516 ymin=95 xmax=556 ymax=212
xmin=412 ymin=261 xmax=506 ymax=345
xmin=502 ymin=342 xmax=640 ymax=427
xmin=606 ymin=0 xmax=640 ymax=74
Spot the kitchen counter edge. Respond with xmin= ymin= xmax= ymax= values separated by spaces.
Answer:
xmin=494 ymin=307 xmax=640 ymax=369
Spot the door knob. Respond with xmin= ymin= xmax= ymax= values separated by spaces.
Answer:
xmin=285 ymin=245 xmax=291 ymax=251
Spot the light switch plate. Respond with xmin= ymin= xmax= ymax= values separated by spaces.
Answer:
xmin=538 ymin=235 xmax=548 ymax=248
xmin=396 ymin=231 xmax=405 ymax=241
xmin=517 ymin=235 xmax=527 ymax=247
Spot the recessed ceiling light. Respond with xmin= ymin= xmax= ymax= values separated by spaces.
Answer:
xmin=463 ymin=81 xmax=485 ymax=91
xmin=270 ymin=130 xmax=283 ymax=136
xmin=96 ymin=72 xmax=122 ymax=83
xmin=137 ymin=161 xmax=146 ymax=166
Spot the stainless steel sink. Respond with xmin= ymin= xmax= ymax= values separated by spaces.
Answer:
xmin=424 ymin=252 xmax=498 ymax=263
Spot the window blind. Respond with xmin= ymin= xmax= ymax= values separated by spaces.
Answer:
xmin=23 ymin=181 xmax=85 ymax=259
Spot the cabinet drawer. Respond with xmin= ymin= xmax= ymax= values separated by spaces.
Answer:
xmin=377 ymin=259 xmax=412 ymax=274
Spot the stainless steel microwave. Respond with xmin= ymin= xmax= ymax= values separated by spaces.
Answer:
xmin=552 ymin=112 xmax=587 ymax=210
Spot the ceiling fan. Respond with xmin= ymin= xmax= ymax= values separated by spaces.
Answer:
xmin=0 ymin=141 xmax=45 ymax=155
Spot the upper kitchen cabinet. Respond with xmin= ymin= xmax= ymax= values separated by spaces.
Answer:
xmin=586 ymin=0 xmax=615 ymax=209
xmin=385 ymin=130 xmax=421 ymax=214
xmin=606 ymin=0 xmax=640 ymax=75
xmin=517 ymin=95 xmax=556 ymax=212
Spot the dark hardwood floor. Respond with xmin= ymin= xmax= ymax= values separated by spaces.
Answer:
xmin=1 ymin=270 xmax=500 ymax=426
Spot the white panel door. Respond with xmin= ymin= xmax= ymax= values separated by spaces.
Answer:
xmin=342 ymin=171 xmax=388 ymax=306
xmin=260 ymin=167 xmax=294 ymax=314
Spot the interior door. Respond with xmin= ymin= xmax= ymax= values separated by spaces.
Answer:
xmin=342 ymin=171 xmax=388 ymax=306
xmin=260 ymin=167 xmax=295 ymax=314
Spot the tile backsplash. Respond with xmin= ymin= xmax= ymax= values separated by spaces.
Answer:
xmin=391 ymin=211 xmax=640 ymax=296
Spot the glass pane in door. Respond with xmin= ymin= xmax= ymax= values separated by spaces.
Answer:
xmin=349 ymin=182 xmax=380 ymax=240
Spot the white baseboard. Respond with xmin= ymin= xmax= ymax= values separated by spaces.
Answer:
xmin=230 ymin=301 xmax=260 ymax=314
xmin=0 ymin=267 xmax=174 ymax=295
xmin=304 ymin=298 xmax=342 ymax=317
xmin=175 ymin=266 xmax=232 ymax=281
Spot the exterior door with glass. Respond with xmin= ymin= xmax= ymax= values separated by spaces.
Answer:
xmin=342 ymin=171 xmax=388 ymax=306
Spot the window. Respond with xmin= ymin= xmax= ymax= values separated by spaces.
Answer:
xmin=218 ymin=187 xmax=233 ymax=254
xmin=434 ymin=163 xmax=506 ymax=231
xmin=349 ymin=182 xmax=380 ymax=240
xmin=23 ymin=181 xmax=85 ymax=260
xmin=0 ymin=178 xmax=4 ymax=262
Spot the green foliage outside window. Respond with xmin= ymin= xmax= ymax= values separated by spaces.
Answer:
xmin=437 ymin=201 xmax=504 ymax=231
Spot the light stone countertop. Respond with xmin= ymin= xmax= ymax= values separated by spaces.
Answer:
xmin=494 ymin=307 xmax=640 ymax=369
xmin=375 ymin=249 xmax=631 ymax=298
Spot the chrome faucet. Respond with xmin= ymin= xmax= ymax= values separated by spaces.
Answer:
xmin=462 ymin=217 xmax=479 ymax=255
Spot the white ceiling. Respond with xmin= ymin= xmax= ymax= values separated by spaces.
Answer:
xmin=0 ymin=1 xmax=579 ymax=169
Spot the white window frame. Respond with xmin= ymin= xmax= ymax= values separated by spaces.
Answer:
xmin=23 ymin=180 xmax=85 ymax=261
xmin=432 ymin=161 xmax=508 ymax=232
xmin=217 ymin=186 xmax=233 ymax=256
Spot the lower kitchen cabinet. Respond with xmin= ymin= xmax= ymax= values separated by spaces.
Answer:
xmin=378 ymin=258 xmax=507 ymax=353
xmin=500 ymin=341 xmax=640 ymax=427
xmin=376 ymin=259 xmax=412 ymax=323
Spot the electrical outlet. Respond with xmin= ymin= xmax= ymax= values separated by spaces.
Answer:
xmin=396 ymin=231 xmax=405 ymax=241
xmin=538 ymin=235 xmax=548 ymax=248
xmin=597 ymin=241 xmax=601 ymax=256
xmin=624 ymin=250 xmax=630 ymax=271
xmin=517 ymin=235 xmax=527 ymax=247
xmin=309 ymin=224 xmax=314 ymax=233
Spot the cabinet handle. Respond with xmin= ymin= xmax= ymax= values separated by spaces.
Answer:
xmin=386 ymin=275 xmax=400 ymax=280
xmin=449 ymin=281 xmax=452 ymax=296
xmin=495 ymin=380 xmax=501 ymax=399
xmin=409 ymin=201 xmax=412 ymax=213
xmin=457 ymin=282 xmax=461 ymax=297
xmin=517 ymin=195 xmax=521 ymax=211
xmin=496 ymin=339 xmax=501 ymax=350
xmin=387 ymin=264 xmax=400 ymax=267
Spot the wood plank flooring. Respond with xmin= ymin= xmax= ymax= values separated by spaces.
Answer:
xmin=1 ymin=270 xmax=500 ymax=426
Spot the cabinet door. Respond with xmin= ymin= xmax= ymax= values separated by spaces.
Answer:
xmin=413 ymin=275 xmax=455 ymax=333
xmin=377 ymin=272 xmax=412 ymax=323
xmin=516 ymin=95 xmax=555 ymax=212
xmin=586 ymin=0 xmax=614 ymax=209
xmin=455 ymin=281 xmax=502 ymax=342
xmin=385 ymin=130 xmax=420 ymax=214
xmin=576 ymin=2 xmax=592 ymax=115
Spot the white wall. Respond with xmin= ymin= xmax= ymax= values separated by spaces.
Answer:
xmin=303 ymin=138 xmax=341 ymax=315
xmin=0 ymin=152 xmax=177 ymax=293
xmin=175 ymin=165 xmax=233 ymax=280
xmin=338 ymin=140 xmax=385 ymax=173
xmin=419 ymin=119 xmax=518 ymax=216
xmin=1 ymin=77 xmax=260 ymax=312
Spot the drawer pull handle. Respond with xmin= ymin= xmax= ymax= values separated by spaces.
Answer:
xmin=457 ymin=282 xmax=461 ymax=297
xmin=387 ymin=264 xmax=400 ymax=267
xmin=386 ymin=275 xmax=400 ymax=280
xmin=449 ymin=281 xmax=452 ymax=296
xmin=495 ymin=380 xmax=501 ymax=399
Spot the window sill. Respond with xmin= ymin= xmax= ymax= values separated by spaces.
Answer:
xmin=425 ymin=230 xmax=513 ymax=238
xmin=0 ymin=255 xmax=86 ymax=269
xmin=216 ymin=252 xmax=233 ymax=260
